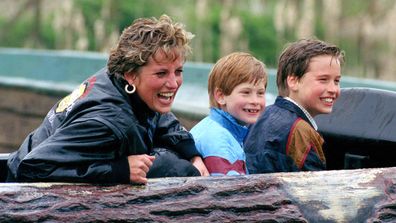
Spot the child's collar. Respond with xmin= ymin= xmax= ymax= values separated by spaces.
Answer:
xmin=210 ymin=108 xmax=249 ymax=143
xmin=284 ymin=97 xmax=318 ymax=130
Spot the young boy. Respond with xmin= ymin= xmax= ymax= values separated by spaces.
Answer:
xmin=244 ymin=38 xmax=344 ymax=173
xmin=190 ymin=52 xmax=267 ymax=176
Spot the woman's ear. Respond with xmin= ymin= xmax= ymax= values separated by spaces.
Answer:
xmin=124 ymin=72 xmax=137 ymax=85
xmin=287 ymin=75 xmax=299 ymax=92
xmin=214 ymin=88 xmax=226 ymax=106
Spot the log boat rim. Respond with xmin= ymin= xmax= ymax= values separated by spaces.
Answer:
xmin=1 ymin=151 xmax=396 ymax=184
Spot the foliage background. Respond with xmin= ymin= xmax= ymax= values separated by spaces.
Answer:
xmin=1 ymin=0 xmax=396 ymax=81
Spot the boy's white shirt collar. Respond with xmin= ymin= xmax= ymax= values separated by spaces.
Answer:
xmin=284 ymin=97 xmax=318 ymax=130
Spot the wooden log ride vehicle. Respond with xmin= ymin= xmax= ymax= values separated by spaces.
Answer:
xmin=1 ymin=49 xmax=396 ymax=222
xmin=0 ymin=88 xmax=396 ymax=222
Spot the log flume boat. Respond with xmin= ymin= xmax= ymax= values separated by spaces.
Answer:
xmin=2 ymin=89 xmax=396 ymax=222
xmin=1 ymin=48 xmax=396 ymax=222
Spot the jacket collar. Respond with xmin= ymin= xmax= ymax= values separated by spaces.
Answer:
xmin=275 ymin=96 xmax=318 ymax=130
xmin=108 ymin=71 xmax=157 ymax=123
xmin=209 ymin=108 xmax=249 ymax=144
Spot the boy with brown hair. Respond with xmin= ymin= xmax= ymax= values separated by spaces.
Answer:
xmin=244 ymin=38 xmax=344 ymax=173
xmin=191 ymin=52 xmax=267 ymax=176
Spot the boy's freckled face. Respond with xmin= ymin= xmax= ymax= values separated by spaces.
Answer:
xmin=288 ymin=55 xmax=341 ymax=117
xmin=222 ymin=81 xmax=266 ymax=125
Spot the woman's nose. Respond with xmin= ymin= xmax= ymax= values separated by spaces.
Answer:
xmin=165 ymin=73 xmax=180 ymax=88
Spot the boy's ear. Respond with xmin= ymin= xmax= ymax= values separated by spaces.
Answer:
xmin=287 ymin=75 xmax=299 ymax=92
xmin=214 ymin=88 xmax=226 ymax=106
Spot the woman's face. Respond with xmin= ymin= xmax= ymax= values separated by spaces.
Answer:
xmin=125 ymin=51 xmax=184 ymax=114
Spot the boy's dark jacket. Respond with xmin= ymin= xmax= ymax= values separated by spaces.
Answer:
xmin=244 ymin=96 xmax=326 ymax=174
xmin=7 ymin=68 xmax=200 ymax=183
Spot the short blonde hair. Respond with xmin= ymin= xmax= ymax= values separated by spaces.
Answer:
xmin=107 ymin=15 xmax=193 ymax=77
xmin=208 ymin=52 xmax=267 ymax=108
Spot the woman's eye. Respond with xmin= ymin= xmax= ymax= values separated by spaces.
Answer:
xmin=156 ymin=72 xmax=166 ymax=77
xmin=175 ymin=69 xmax=183 ymax=76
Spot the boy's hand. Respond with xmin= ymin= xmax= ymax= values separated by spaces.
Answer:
xmin=191 ymin=156 xmax=209 ymax=176
xmin=128 ymin=154 xmax=156 ymax=184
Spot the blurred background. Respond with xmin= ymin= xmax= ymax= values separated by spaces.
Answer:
xmin=1 ymin=0 xmax=396 ymax=81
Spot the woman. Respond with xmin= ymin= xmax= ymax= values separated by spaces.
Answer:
xmin=7 ymin=15 xmax=208 ymax=184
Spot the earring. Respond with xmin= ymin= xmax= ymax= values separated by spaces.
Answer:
xmin=125 ymin=84 xmax=136 ymax=94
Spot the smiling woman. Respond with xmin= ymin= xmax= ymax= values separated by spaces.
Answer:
xmin=124 ymin=50 xmax=184 ymax=114
xmin=6 ymin=14 xmax=209 ymax=184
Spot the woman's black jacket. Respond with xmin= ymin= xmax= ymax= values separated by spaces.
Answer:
xmin=7 ymin=68 xmax=200 ymax=183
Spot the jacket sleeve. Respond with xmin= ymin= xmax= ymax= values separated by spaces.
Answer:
xmin=154 ymin=112 xmax=200 ymax=160
xmin=300 ymin=147 xmax=327 ymax=171
xmin=246 ymin=149 xmax=299 ymax=174
xmin=11 ymin=119 xmax=130 ymax=183
xmin=286 ymin=120 xmax=326 ymax=171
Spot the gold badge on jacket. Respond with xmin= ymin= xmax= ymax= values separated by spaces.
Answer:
xmin=55 ymin=83 xmax=87 ymax=113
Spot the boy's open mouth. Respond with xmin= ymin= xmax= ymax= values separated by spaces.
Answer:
xmin=244 ymin=108 xmax=260 ymax=113
xmin=322 ymin=97 xmax=334 ymax=103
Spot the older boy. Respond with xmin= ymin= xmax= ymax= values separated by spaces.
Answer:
xmin=191 ymin=52 xmax=267 ymax=176
xmin=244 ymin=38 xmax=344 ymax=173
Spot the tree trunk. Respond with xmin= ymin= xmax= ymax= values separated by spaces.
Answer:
xmin=219 ymin=0 xmax=243 ymax=56
xmin=0 ymin=1 xmax=33 ymax=41
xmin=30 ymin=0 xmax=42 ymax=48
xmin=296 ymin=0 xmax=315 ymax=39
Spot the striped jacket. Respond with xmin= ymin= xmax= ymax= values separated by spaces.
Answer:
xmin=244 ymin=96 xmax=325 ymax=174
xmin=191 ymin=108 xmax=248 ymax=176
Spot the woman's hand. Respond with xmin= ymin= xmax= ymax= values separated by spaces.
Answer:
xmin=128 ymin=154 xmax=155 ymax=184
xmin=191 ymin=156 xmax=209 ymax=176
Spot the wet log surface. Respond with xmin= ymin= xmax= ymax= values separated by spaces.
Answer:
xmin=1 ymin=167 xmax=396 ymax=222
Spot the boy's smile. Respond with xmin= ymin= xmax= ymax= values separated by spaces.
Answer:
xmin=288 ymin=55 xmax=341 ymax=117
